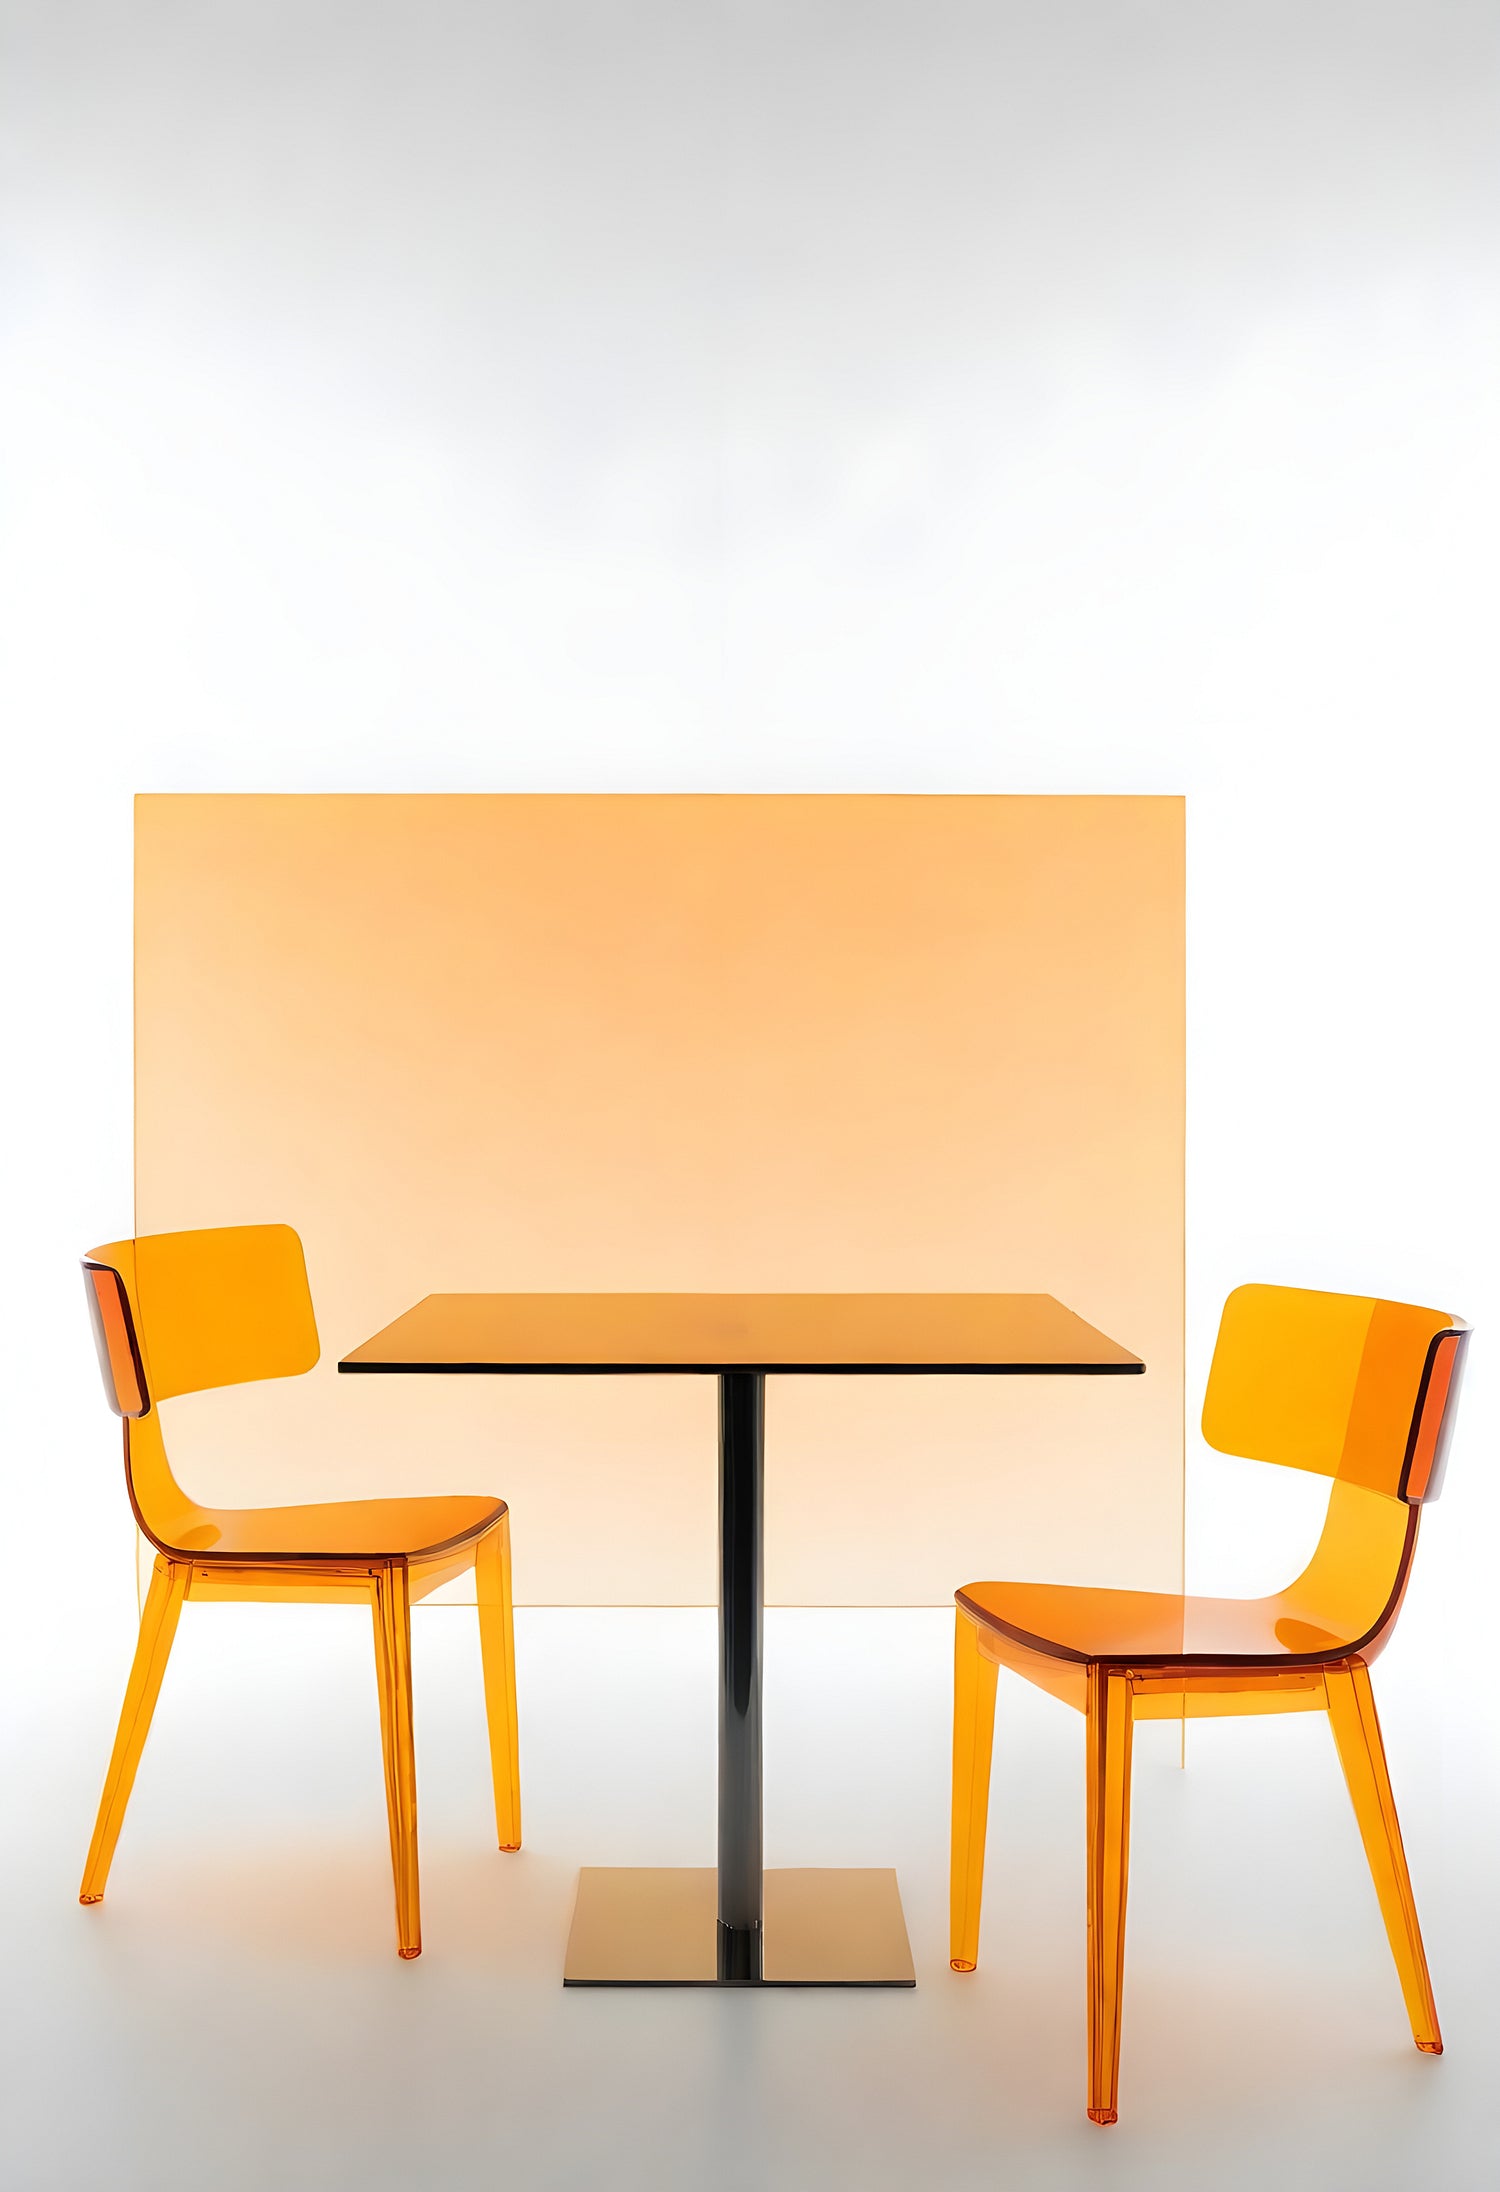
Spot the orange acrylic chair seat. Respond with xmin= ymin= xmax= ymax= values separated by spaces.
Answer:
xmin=958 ymin=1483 xmax=1414 ymax=1675
xmin=79 ymin=1225 xmax=523 ymax=1958
xmin=950 ymin=1283 xmax=1469 ymax=2124
xmin=137 ymin=1490 xmax=508 ymax=1563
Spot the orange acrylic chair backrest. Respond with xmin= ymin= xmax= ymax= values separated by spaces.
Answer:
xmin=1201 ymin=1284 xmax=1469 ymax=1506
xmin=83 ymin=1224 xmax=321 ymax=1413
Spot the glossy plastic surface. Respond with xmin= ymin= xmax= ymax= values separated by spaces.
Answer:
xmin=957 ymin=1478 xmax=1418 ymax=1670
xmin=1202 ymin=1284 xmax=1461 ymax=1499
xmin=80 ymin=1226 xmax=521 ymax=1955
xmin=1084 ymin=1666 xmax=1132 ymax=2125
xmin=476 ymin=1514 xmax=522 ymax=1851
xmin=949 ymin=1611 xmax=997 ymax=1974
xmin=951 ymin=1283 xmax=1469 ymax=2124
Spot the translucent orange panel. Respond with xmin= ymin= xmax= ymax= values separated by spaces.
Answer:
xmin=951 ymin=1282 xmax=1470 ymax=2125
xmin=1201 ymin=1283 xmax=1455 ymax=1497
xmin=135 ymin=792 xmax=1184 ymax=1608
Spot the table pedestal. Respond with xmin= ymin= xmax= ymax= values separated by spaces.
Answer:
xmin=563 ymin=1867 xmax=914 ymax=1985
xmin=562 ymin=1372 xmax=915 ymax=1988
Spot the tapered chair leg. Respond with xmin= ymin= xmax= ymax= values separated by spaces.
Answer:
xmin=1085 ymin=1665 xmax=1134 ymax=2125
xmin=80 ymin=1556 xmax=189 ymax=1905
xmin=475 ymin=1513 xmax=522 ymax=1853
xmin=950 ymin=1610 xmax=999 ymax=1972
xmin=371 ymin=1560 xmax=421 ymax=1959
xmin=1325 ymin=1658 xmax=1441 ymax=2052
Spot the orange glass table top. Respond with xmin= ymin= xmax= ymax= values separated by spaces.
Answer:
xmin=338 ymin=1291 xmax=1143 ymax=1376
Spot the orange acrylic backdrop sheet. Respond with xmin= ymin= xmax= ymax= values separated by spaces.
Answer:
xmin=133 ymin=793 xmax=1184 ymax=1607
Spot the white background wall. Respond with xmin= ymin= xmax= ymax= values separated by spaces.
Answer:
xmin=3 ymin=0 xmax=1494 ymax=1607
xmin=2 ymin=10 xmax=1497 ymax=2187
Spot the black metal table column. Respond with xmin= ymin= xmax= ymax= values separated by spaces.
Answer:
xmin=558 ymin=1360 xmax=910 ymax=1983
xmin=716 ymin=1371 xmax=764 ymax=1981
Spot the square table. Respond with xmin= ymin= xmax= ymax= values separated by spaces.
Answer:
xmin=340 ymin=1292 xmax=1143 ymax=1985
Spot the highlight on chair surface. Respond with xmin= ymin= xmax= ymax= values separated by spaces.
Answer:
xmin=949 ymin=1282 xmax=1470 ymax=2126
xmin=80 ymin=1223 xmax=522 ymax=1959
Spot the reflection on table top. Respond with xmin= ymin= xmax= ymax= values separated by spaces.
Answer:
xmin=338 ymin=1292 xmax=1144 ymax=1376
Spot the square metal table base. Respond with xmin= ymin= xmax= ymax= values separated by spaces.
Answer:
xmin=563 ymin=1867 xmax=916 ymax=1986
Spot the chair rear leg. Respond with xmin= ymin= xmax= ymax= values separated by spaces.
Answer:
xmin=80 ymin=1556 xmax=188 ymax=1904
xmin=950 ymin=1610 xmax=998 ymax=1972
xmin=1085 ymin=1665 xmax=1134 ymax=2125
xmin=1325 ymin=1658 xmax=1441 ymax=2052
xmin=371 ymin=1560 xmax=421 ymax=1958
xmin=475 ymin=1514 xmax=522 ymax=1852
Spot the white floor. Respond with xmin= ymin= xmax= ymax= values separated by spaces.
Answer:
xmin=4 ymin=1577 xmax=1497 ymax=2192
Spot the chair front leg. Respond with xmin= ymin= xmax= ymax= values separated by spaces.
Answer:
xmin=950 ymin=1609 xmax=998 ymax=1972
xmin=370 ymin=1559 xmax=421 ymax=1958
xmin=475 ymin=1513 xmax=522 ymax=1852
xmin=80 ymin=1556 xmax=189 ymax=1904
xmin=1085 ymin=1665 xmax=1134 ymax=2125
xmin=1325 ymin=1657 xmax=1441 ymax=2052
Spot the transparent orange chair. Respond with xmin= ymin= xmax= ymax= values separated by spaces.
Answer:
xmin=80 ymin=1224 xmax=521 ymax=1958
xmin=950 ymin=1283 xmax=1469 ymax=2124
